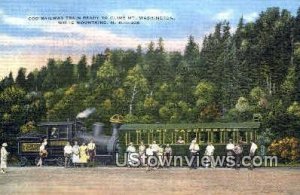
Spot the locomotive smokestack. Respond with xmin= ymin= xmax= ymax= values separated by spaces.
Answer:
xmin=112 ymin=123 xmax=121 ymax=137
xmin=76 ymin=108 xmax=96 ymax=119
xmin=93 ymin=123 xmax=104 ymax=137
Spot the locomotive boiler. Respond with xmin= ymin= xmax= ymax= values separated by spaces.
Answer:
xmin=17 ymin=115 xmax=123 ymax=166
xmin=77 ymin=121 xmax=121 ymax=163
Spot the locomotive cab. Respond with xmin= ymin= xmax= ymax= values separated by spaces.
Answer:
xmin=39 ymin=120 xmax=85 ymax=140
xmin=17 ymin=120 xmax=84 ymax=166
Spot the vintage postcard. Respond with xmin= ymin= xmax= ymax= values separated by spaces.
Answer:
xmin=0 ymin=0 xmax=300 ymax=194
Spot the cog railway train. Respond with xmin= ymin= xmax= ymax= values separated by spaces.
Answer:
xmin=17 ymin=111 xmax=260 ymax=167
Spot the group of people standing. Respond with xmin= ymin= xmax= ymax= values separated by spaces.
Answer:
xmin=126 ymin=141 xmax=173 ymax=170
xmin=188 ymin=139 xmax=216 ymax=169
xmin=0 ymin=137 xmax=258 ymax=172
xmin=225 ymin=139 xmax=258 ymax=169
xmin=126 ymin=137 xmax=258 ymax=170
xmin=189 ymin=138 xmax=258 ymax=169
xmin=37 ymin=139 xmax=96 ymax=167
xmin=63 ymin=139 xmax=96 ymax=167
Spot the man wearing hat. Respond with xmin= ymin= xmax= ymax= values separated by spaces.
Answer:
xmin=1 ymin=143 xmax=9 ymax=173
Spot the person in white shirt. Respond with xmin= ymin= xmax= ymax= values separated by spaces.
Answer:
xmin=72 ymin=141 xmax=80 ymax=165
xmin=249 ymin=140 xmax=258 ymax=170
xmin=126 ymin=142 xmax=136 ymax=153
xmin=149 ymin=141 xmax=160 ymax=168
xmin=126 ymin=142 xmax=136 ymax=167
xmin=205 ymin=142 xmax=215 ymax=168
xmin=250 ymin=140 xmax=258 ymax=155
xmin=189 ymin=139 xmax=199 ymax=153
xmin=189 ymin=139 xmax=199 ymax=169
xmin=146 ymin=145 xmax=154 ymax=171
xmin=64 ymin=142 xmax=73 ymax=168
xmin=151 ymin=141 xmax=160 ymax=155
xmin=1 ymin=143 xmax=9 ymax=173
xmin=146 ymin=145 xmax=154 ymax=156
xmin=87 ymin=139 xmax=96 ymax=166
xmin=226 ymin=139 xmax=235 ymax=153
xmin=164 ymin=144 xmax=172 ymax=168
xmin=226 ymin=139 xmax=235 ymax=167
xmin=37 ymin=139 xmax=48 ymax=167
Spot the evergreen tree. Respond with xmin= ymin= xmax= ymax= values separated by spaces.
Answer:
xmin=15 ymin=68 xmax=27 ymax=89
xmin=184 ymin=35 xmax=202 ymax=80
xmin=154 ymin=37 xmax=170 ymax=83
xmin=254 ymin=8 xmax=292 ymax=94
xmin=37 ymin=67 xmax=47 ymax=91
xmin=200 ymin=22 xmax=223 ymax=83
xmin=58 ymin=57 xmax=74 ymax=87
xmin=90 ymin=54 xmax=105 ymax=80
xmin=42 ymin=58 xmax=58 ymax=90
xmin=0 ymin=72 xmax=14 ymax=90
xmin=136 ymin=44 xmax=143 ymax=64
xmin=293 ymin=7 xmax=300 ymax=101
xmin=233 ymin=16 xmax=252 ymax=96
xmin=169 ymin=51 xmax=183 ymax=79
xmin=143 ymin=41 xmax=156 ymax=93
xmin=294 ymin=43 xmax=300 ymax=101
xmin=293 ymin=7 xmax=300 ymax=43
xmin=184 ymin=35 xmax=200 ymax=63
xmin=77 ymin=55 xmax=88 ymax=82
xmin=26 ymin=72 xmax=36 ymax=91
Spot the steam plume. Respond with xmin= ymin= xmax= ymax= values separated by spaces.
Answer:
xmin=76 ymin=108 xmax=96 ymax=118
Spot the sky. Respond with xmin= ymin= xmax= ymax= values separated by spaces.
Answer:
xmin=0 ymin=0 xmax=299 ymax=78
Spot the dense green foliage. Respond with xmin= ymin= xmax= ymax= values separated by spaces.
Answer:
xmin=1 ymin=7 xmax=300 ymax=144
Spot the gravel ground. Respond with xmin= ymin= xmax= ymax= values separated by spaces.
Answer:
xmin=0 ymin=167 xmax=299 ymax=195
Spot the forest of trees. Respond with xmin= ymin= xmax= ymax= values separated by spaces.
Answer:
xmin=1 ymin=7 xmax=300 ymax=142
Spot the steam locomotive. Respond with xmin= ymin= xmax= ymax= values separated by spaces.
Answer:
xmin=17 ymin=115 xmax=123 ymax=166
